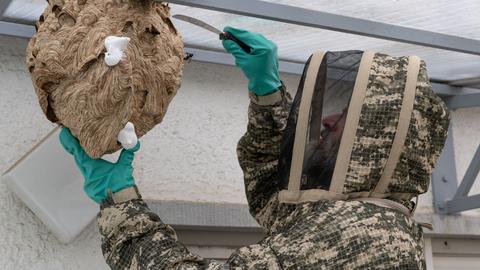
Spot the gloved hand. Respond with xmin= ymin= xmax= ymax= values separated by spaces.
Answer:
xmin=59 ymin=128 xmax=139 ymax=203
xmin=222 ymin=26 xmax=281 ymax=96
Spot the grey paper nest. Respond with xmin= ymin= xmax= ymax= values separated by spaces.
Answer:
xmin=26 ymin=0 xmax=184 ymax=158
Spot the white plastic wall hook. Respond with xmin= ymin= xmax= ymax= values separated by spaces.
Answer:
xmin=101 ymin=122 xmax=137 ymax=163
xmin=104 ymin=36 xmax=130 ymax=66
xmin=118 ymin=122 xmax=138 ymax=149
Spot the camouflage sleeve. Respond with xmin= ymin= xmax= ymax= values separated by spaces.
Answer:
xmin=237 ymin=85 xmax=292 ymax=229
xmin=97 ymin=199 xmax=230 ymax=270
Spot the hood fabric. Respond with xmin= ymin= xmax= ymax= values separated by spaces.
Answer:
xmin=278 ymin=50 xmax=450 ymax=205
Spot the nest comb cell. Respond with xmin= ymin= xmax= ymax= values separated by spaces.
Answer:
xmin=26 ymin=0 xmax=185 ymax=158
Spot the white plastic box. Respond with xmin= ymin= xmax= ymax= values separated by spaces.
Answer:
xmin=2 ymin=127 xmax=98 ymax=243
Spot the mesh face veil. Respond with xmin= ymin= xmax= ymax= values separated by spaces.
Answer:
xmin=278 ymin=50 xmax=363 ymax=195
xmin=277 ymin=49 xmax=450 ymax=206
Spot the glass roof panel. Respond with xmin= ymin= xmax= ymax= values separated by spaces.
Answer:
xmin=169 ymin=4 xmax=480 ymax=81
xmin=3 ymin=0 xmax=480 ymax=81
xmin=3 ymin=0 xmax=47 ymax=24
xmin=261 ymin=0 xmax=480 ymax=40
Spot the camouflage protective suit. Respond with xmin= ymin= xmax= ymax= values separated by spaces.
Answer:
xmin=97 ymin=51 xmax=450 ymax=269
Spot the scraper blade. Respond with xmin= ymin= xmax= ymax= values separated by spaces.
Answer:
xmin=173 ymin=14 xmax=252 ymax=53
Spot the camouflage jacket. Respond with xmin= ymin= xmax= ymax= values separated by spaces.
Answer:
xmin=97 ymin=87 xmax=426 ymax=269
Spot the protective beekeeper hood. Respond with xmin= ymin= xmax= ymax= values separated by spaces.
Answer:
xmin=278 ymin=50 xmax=450 ymax=205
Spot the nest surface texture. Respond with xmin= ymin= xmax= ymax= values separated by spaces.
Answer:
xmin=26 ymin=0 xmax=184 ymax=158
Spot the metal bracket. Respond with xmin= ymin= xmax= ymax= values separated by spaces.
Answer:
xmin=444 ymin=144 xmax=480 ymax=213
xmin=432 ymin=125 xmax=458 ymax=214
xmin=432 ymin=124 xmax=480 ymax=214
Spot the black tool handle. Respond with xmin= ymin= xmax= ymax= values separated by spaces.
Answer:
xmin=220 ymin=32 xmax=252 ymax=54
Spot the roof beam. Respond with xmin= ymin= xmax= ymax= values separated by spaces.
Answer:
xmin=447 ymin=77 xmax=480 ymax=87
xmin=0 ymin=0 xmax=13 ymax=20
xmin=0 ymin=21 xmax=476 ymax=99
xmin=166 ymin=0 xmax=480 ymax=56
xmin=0 ymin=20 xmax=35 ymax=38
xmin=430 ymin=83 xmax=480 ymax=97
xmin=445 ymin=194 xmax=480 ymax=214
xmin=444 ymin=92 xmax=480 ymax=109
xmin=185 ymin=47 xmax=480 ymax=98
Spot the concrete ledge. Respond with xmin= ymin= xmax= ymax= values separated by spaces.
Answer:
xmin=416 ymin=212 xmax=480 ymax=238
xmin=147 ymin=200 xmax=262 ymax=231
xmin=146 ymin=200 xmax=264 ymax=247
xmin=147 ymin=200 xmax=480 ymax=238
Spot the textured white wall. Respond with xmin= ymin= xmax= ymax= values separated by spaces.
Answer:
xmin=0 ymin=37 xmax=107 ymax=270
xmin=133 ymin=55 xmax=300 ymax=203
xmin=416 ymin=107 xmax=480 ymax=216
xmin=1 ymin=34 xmax=479 ymax=269
xmin=451 ymin=107 xmax=480 ymax=215
xmin=0 ymin=35 xmax=301 ymax=269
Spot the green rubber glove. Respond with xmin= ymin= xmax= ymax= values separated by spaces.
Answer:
xmin=59 ymin=128 xmax=139 ymax=203
xmin=222 ymin=26 xmax=281 ymax=96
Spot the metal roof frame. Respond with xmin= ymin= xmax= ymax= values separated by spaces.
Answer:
xmin=2 ymin=0 xmax=480 ymax=89
xmin=447 ymin=77 xmax=480 ymax=87
xmin=433 ymin=137 xmax=480 ymax=214
xmin=185 ymin=46 xmax=480 ymax=98
xmin=1 ymin=0 xmax=479 ymax=214
xmin=444 ymin=93 xmax=480 ymax=110
xmin=167 ymin=0 xmax=480 ymax=56
xmin=0 ymin=20 xmax=33 ymax=38
xmin=0 ymin=0 xmax=13 ymax=20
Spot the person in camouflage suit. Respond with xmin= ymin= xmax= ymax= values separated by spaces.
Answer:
xmin=60 ymin=27 xmax=450 ymax=269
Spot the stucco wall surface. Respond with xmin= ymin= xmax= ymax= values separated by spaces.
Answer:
xmin=450 ymin=107 xmax=480 ymax=216
xmin=0 ymin=37 xmax=108 ymax=270
xmin=1 ymin=35 xmax=479 ymax=269
xmin=0 ymin=35 xmax=301 ymax=269
xmin=415 ymin=107 xmax=480 ymax=216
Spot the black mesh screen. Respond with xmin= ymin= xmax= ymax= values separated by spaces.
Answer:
xmin=278 ymin=50 xmax=363 ymax=191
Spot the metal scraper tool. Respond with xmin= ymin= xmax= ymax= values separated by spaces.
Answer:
xmin=172 ymin=14 xmax=252 ymax=53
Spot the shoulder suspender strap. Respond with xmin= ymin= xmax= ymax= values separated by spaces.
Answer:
xmin=287 ymin=50 xmax=326 ymax=192
xmin=329 ymin=50 xmax=375 ymax=193
xmin=374 ymin=55 xmax=421 ymax=194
